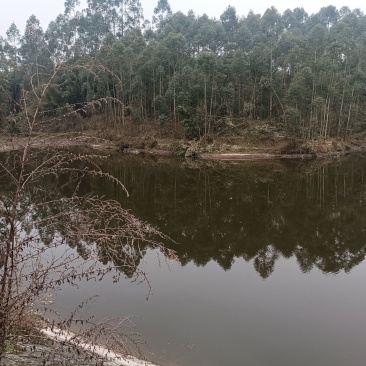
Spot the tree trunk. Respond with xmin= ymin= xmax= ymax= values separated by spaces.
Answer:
xmin=344 ymin=86 xmax=355 ymax=140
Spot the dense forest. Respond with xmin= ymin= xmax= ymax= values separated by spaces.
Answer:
xmin=1 ymin=0 xmax=366 ymax=140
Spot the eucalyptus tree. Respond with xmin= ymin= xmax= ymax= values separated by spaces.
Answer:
xmin=317 ymin=5 xmax=339 ymax=28
xmin=117 ymin=0 xmax=144 ymax=37
xmin=245 ymin=10 xmax=261 ymax=35
xmin=87 ymin=0 xmax=117 ymax=32
xmin=157 ymin=11 xmax=195 ymax=39
xmin=188 ymin=15 xmax=225 ymax=54
xmin=339 ymin=6 xmax=351 ymax=19
xmin=220 ymin=5 xmax=239 ymax=44
xmin=196 ymin=51 xmax=217 ymax=135
xmin=304 ymin=23 xmax=329 ymax=138
xmin=64 ymin=0 xmax=81 ymax=15
xmin=326 ymin=19 xmax=356 ymax=137
xmin=285 ymin=66 xmax=314 ymax=133
xmin=137 ymin=40 xmax=172 ymax=121
xmin=248 ymin=42 xmax=271 ymax=119
xmin=122 ymin=29 xmax=147 ymax=120
xmin=276 ymin=30 xmax=306 ymax=82
xmin=248 ymin=6 xmax=286 ymax=122
xmin=282 ymin=7 xmax=308 ymax=32
xmin=84 ymin=0 xmax=144 ymax=38
xmin=0 ymin=37 xmax=5 ymax=71
xmin=20 ymin=15 xmax=44 ymax=62
xmin=19 ymin=15 xmax=52 ymax=87
xmin=275 ymin=29 xmax=307 ymax=126
xmin=156 ymin=32 xmax=187 ymax=125
xmin=6 ymin=23 xmax=21 ymax=49
xmin=173 ymin=64 xmax=201 ymax=130
xmin=260 ymin=7 xmax=284 ymax=121
xmin=0 ymin=70 xmax=11 ymax=124
xmin=45 ymin=15 xmax=73 ymax=62
xmin=153 ymin=0 xmax=172 ymax=28
xmin=2 ymin=3 xmax=366 ymax=140
xmin=137 ymin=43 xmax=159 ymax=119
xmin=223 ymin=49 xmax=251 ymax=117
xmin=76 ymin=8 xmax=110 ymax=55
xmin=4 ymin=23 xmax=21 ymax=68
xmin=234 ymin=20 xmax=253 ymax=52
xmin=0 ymin=36 xmax=22 ymax=121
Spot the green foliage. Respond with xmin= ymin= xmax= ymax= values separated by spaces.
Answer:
xmin=282 ymin=107 xmax=301 ymax=133
xmin=4 ymin=342 xmax=17 ymax=354
xmin=2 ymin=3 xmax=366 ymax=139
xmin=158 ymin=113 xmax=170 ymax=125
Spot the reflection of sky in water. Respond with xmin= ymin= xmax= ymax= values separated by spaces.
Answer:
xmin=55 ymin=249 xmax=366 ymax=366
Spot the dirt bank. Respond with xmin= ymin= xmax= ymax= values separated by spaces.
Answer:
xmin=1 ymin=131 xmax=366 ymax=160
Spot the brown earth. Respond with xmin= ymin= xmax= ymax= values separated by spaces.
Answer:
xmin=1 ymin=126 xmax=366 ymax=160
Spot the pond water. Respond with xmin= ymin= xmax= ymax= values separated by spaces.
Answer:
xmin=6 ymin=151 xmax=366 ymax=365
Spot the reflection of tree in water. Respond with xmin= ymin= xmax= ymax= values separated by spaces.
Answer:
xmin=0 ymin=152 xmax=164 ymax=280
xmin=34 ymin=193 xmax=153 ymax=280
xmin=5 ymin=151 xmax=366 ymax=279
xmin=97 ymin=240 xmax=147 ymax=279
xmin=0 ymin=148 xmax=178 ymax=359
xmin=254 ymin=246 xmax=279 ymax=279
xmin=93 ymin=154 xmax=366 ymax=279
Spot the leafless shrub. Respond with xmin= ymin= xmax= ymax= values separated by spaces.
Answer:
xmin=0 ymin=56 xmax=177 ymax=362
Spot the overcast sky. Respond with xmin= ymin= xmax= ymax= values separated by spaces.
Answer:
xmin=1 ymin=0 xmax=365 ymax=36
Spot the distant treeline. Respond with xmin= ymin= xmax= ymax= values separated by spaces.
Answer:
xmin=1 ymin=0 xmax=366 ymax=139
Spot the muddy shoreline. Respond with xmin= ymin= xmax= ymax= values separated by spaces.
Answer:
xmin=1 ymin=132 xmax=365 ymax=161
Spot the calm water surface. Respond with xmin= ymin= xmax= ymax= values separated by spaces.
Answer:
xmin=21 ymin=153 xmax=366 ymax=365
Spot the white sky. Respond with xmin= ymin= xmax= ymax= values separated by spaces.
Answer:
xmin=0 ymin=0 xmax=365 ymax=37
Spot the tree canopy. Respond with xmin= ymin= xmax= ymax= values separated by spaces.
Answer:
xmin=1 ymin=2 xmax=366 ymax=140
